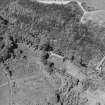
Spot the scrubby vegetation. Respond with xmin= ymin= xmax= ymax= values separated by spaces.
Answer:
xmin=0 ymin=0 xmax=105 ymax=105
xmin=0 ymin=0 xmax=104 ymax=69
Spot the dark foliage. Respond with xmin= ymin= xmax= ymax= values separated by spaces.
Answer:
xmin=0 ymin=15 xmax=9 ymax=35
xmin=0 ymin=35 xmax=18 ymax=64
xmin=0 ymin=0 xmax=104 ymax=69
xmin=0 ymin=37 xmax=5 ymax=51
xmin=40 ymin=41 xmax=53 ymax=51
xmin=41 ymin=51 xmax=50 ymax=65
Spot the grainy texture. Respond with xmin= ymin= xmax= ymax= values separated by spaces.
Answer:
xmin=0 ymin=0 xmax=105 ymax=105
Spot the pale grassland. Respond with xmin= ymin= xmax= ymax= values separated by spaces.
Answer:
xmin=0 ymin=85 xmax=10 ymax=105
xmin=82 ymin=10 xmax=105 ymax=25
xmin=82 ymin=0 xmax=105 ymax=10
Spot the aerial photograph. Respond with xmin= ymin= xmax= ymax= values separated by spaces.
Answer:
xmin=0 ymin=0 xmax=105 ymax=105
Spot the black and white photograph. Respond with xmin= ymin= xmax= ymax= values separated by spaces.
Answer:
xmin=0 ymin=0 xmax=105 ymax=105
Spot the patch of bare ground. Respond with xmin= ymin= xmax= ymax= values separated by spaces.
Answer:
xmin=82 ymin=10 xmax=105 ymax=26
xmin=80 ymin=0 xmax=105 ymax=10
xmin=12 ymin=69 xmax=60 ymax=105
xmin=0 ymin=85 xmax=10 ymax=105
xmin=0 ymin=69 xmax=8 ymax=87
